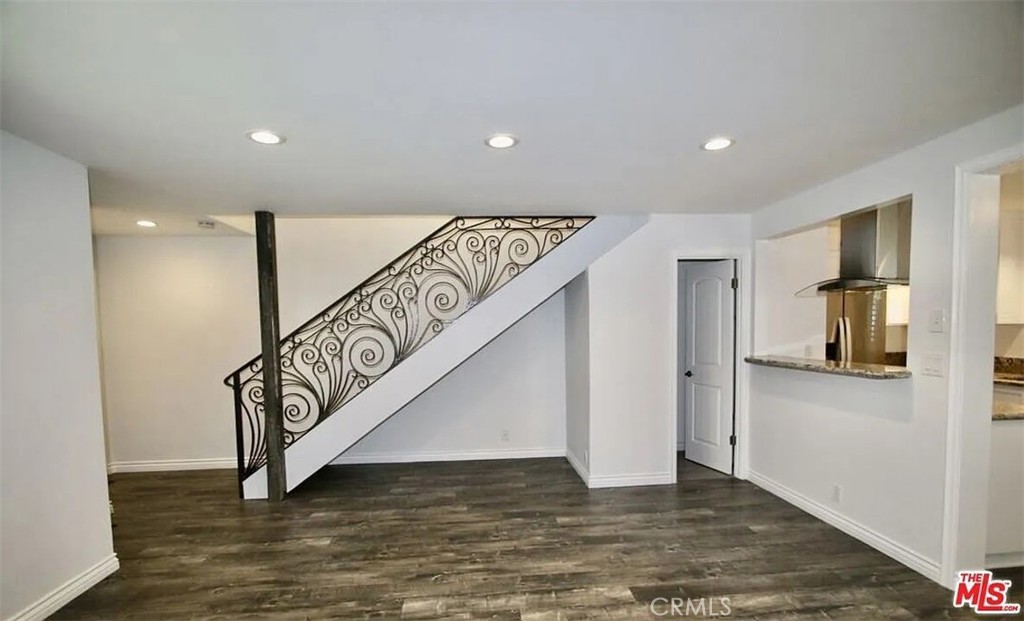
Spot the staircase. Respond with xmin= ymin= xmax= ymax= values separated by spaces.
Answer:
xmin=225 ymin=216 xmax=643 ymax=499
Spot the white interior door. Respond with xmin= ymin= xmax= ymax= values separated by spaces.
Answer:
xmin=683 ymin=260 xmax=735 ymax=474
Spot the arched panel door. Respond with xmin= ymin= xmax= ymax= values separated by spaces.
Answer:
xmin=683 ymin=260 xmax=735 ymax=474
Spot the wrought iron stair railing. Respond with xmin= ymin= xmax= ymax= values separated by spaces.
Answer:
xmin=224 ymin=216 xmax=593 ymax=488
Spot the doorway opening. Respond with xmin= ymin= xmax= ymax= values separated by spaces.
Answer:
xmin=987 ymin=160 xmax=1024 ymax=572
xmin=677 ymin=259 xmax=738 ymax=476
xmin=944 ymin=145 xmax=1024 ymax=587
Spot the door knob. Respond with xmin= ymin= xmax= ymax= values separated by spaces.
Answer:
xmin=684 ymin=370 xmax=693 ymax=377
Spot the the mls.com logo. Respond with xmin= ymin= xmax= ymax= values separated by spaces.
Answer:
xmin=953 ymin=571 xmax=1021 ymax=615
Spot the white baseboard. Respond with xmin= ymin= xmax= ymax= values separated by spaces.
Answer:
xmin=565 ymin=449 xmax=589 ymax=485
xmin=747 ymin=470 xmax=941 ymax=582
xmin=8 ymin=553 xmax=119 ymax=621
xmin=986 ymin=552 xmax=1024 ymax=569
xmin=564 ymin=450 xmax=672 ymax=489
xmin=587 ymin=471 xmax=674 ymax=489
xmin=107 ymin=457 xmax=236 ymax=474
xmin=331 ymin=447 xmax=564 ymax=465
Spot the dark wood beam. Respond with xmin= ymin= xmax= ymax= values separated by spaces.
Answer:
xmin=255 ymin=211 xmax=286 ymax=501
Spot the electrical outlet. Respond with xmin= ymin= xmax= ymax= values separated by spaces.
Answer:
xmin=832 ymin=485 xmax=842 ymax=504
xmin=921 ymin=353 xmax=946 ymax=377
xmin=928 ymin=308 xmax=946 ymax=333
xmin=500 ymin=429 xmax=510 ymax=443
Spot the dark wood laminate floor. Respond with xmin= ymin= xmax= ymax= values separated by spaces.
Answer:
xmin=52 ymin=457 xmax=1021 ymax=620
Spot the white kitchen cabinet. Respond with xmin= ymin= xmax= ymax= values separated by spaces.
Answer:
xmin=997 ymin=211 xmax=1024 ymax=324
xmin=987 ymin=418 xmax=1024 ymax=567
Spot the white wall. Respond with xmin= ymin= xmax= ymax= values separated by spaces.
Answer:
xmin=578 ymin=214 xmax=753 ymax=486
xmin=96 ymin=217 xmax=568 ymax=470
xmin=338 ymin=292 xmax=566 ymax=463
xmin=563 ymin=273 xmax=591 ymax=478
xmin=1 ymin=132 xmax=116 ymax=620
xmin=275 ymin=217 xmax=449 ymax=332
xmin=753 ymin=226 xmax=831 ymax=357
xmin=995 ymin=325 xmax=1024 ymax=358
xmin=95 ymin=236 xmax=259 ymax=468
xmin=747 ymin=106 xmax=1024 ymax=582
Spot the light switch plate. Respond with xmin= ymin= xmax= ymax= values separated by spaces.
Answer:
xmin=921 ymin=353 xmax=946 ymax=377
xmin=928 ymin=308 xmax=946 ymax=333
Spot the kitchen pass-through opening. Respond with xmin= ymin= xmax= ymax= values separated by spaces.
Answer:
xmin=677 ymin=259 xmax=738 ymax=476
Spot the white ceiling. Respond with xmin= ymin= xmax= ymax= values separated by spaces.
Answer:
xmin=2 ymin=2 xmax=1021 ymax=221
xmin=89 ymin=207 xmax=252 ymax=236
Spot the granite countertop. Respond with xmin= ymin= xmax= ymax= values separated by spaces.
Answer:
xmin=994 ymin=373 xmax=1024 ymax=387
xmin=993 ymin=400 xmax=1024 ymax=421
xmin=744 ymin=355 xmax=912 ymax=380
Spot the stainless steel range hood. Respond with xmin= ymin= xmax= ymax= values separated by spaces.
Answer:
xmin=796 ymin=198 xmax=911 ymax=297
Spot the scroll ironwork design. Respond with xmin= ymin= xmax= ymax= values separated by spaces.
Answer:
xmin=225 ymin=217 xmax=592 ymax=484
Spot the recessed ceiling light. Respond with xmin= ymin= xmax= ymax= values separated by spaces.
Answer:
xmin=136 ymin=220 xmax=157 ymax=228
xmin=247 ymin=130 xmax=285 ymax=145
xmin=701 ymin=137 xmax=734 ymax=151
xmin=485 ymin=134 xmax=518 ymax=149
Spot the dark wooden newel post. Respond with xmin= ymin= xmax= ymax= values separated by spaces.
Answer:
xmin=255 ymin=211 xmax=287 ymax=502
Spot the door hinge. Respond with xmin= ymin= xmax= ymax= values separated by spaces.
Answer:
xmin=729 ymin=435 xmax=737 ymax=446
xmin=730 ymin=277 xmax=738 ymax=290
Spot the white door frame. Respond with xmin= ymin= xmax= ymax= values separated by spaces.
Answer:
xmin=670 ymin=250 xmax=752 ymax=480
xmin=942 ymin=144 xmax=1023 ymax=587
xmin=678 ymin=259 xmax=736 ymax=473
